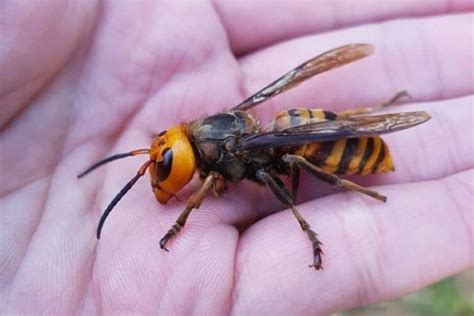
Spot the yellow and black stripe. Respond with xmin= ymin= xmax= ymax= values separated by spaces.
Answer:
xmin=302 ymin=136 xmax=394 ymax=175
xmin=270 ymin=108 xmax=395 ymax=175
xmin=267 ymin=108 xmax=334 ymax=131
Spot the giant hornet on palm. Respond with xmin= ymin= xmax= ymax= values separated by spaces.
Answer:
xmin=78 ymin=44 xmax=430 ymax=270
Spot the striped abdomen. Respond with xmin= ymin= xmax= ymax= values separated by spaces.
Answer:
xmin=268 ymin=108 xmax=395 ymax=175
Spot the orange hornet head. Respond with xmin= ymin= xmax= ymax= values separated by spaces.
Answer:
xmin=77 ymin=124 xmax=196 ymax=239
xmin=149 ymin=125 xmax=196 ymax=204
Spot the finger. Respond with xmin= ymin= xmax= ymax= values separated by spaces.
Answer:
xmin=0 ymin=1 xmax=97 ymax=128
xmin=232 ymin=169 xmax=473 ymax=315
xmin=215 ymin=0 xmax=474 ymax=54
xmin=239 ymin=13 xmax=473 ymax=120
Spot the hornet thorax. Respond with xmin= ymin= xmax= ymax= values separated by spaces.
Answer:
xmin=189 ymin=111 xmax=261 ymax=181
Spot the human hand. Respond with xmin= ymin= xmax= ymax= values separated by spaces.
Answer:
xmin=1 ymin=1 xmax=472 ymax=314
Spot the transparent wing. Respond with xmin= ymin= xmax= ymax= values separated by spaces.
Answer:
xmin=232 ymin=44 xmax=374 ymax=111
xmin=239 ymin=111 xmax=431 ymax=150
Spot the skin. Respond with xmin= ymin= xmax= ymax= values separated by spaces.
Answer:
xmin=0 ymin=0 xmax=473 ymax=314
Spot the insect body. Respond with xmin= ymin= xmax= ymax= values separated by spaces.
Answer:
xmin=78 ymin=44 xmax=430 ymax=270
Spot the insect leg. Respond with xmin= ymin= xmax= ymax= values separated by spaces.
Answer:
xmin=159 ymin=171 xmax=222 ymax=251
xmin=337 ymin=91 xmax=411 ymax=118
xmin=290 ymin=166 xmax=300 ymax=201
xmin=256 ymin=169 xmax=323 ymax=270
xmin=282 ymin=154 xmax=387 ymax=202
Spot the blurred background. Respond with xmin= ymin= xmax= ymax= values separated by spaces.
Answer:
xmin=340 ymin=269 xmax=473 ymax=316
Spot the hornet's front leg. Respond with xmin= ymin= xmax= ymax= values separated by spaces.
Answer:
xmin=160 ymin=171 xmax=224 ymax=251
xmin=256 ymin=169 xmax=323 ymax=270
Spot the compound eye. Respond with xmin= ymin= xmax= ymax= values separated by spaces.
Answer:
xmin=156 ymin=148 xmax=173 ymax=181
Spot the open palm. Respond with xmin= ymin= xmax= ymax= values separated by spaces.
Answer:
xmin=1 ymin=1 xmax=473 ymax=314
